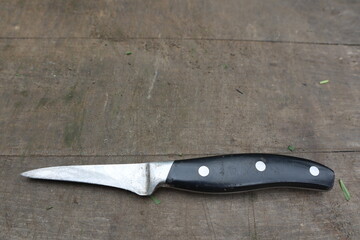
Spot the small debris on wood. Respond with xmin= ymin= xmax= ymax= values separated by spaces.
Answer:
xmin=339 ymin=179 xmax=351 ymax=201
xmin=319 ymin=80 xmax=329 ymax=84
xmin=235 ymin=89 xmax=243 ymax=94
xmin=287 ymin=145 xmax=295 ymax=152
xmin=223 ymin=64 xmax=228 ymax=69
xmin=46 ymin=206 xmax=53 ymax=210
xmin=150 ymin=195 xmax=161 ymax=205
xmin=125 ymin=51 xmax=132 ymax=55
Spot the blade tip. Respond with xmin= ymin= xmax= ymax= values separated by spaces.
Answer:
xmin=21 ymin=171 xmax=34 ymax=178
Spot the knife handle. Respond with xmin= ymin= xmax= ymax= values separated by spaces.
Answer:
xmin=165 ymin=154 xmax=334 ymax=193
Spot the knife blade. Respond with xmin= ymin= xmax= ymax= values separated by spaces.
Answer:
xmin=21 ymin=154 xmax=335 ymax=196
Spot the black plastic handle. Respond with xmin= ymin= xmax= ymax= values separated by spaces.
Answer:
xmin=165 ymin=154 xmax=335 ymax=193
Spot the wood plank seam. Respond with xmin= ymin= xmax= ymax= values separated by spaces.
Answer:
xmin=0 ymin=36 xmax=359 ymax=46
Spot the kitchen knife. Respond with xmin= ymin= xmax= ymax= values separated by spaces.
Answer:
xmin=21 ymin=154 xmax=335 ymax=196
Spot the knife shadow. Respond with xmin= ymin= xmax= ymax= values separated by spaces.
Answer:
xmin=154 ymin=186 xmax=326 ymax=201
xmin=22 ymin=177 xmax=326 ymax=200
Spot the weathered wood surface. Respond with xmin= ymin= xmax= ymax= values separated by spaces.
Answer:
xmin=1 ymin=39 xmax=359 ymax=156
xmin=0 ymin=1 xmax=359 ymax=239
xmin=1 ymin=0 xmax=360 ymax=44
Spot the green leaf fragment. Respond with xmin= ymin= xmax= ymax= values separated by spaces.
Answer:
xmin=339 ymin=179 xmax=351 ymax=201
xmin=150 ymin=196 xmax=161 ymax=204
xmin=46 ymin=206 xmax=53 ymax=210
xmin=223 ymin=64 xmax=228 ymax=69
xmin=319 ymin=80 xmax=329 ymax=84
xmin=287 ymin=145 xmax=295 ymax=152
xmin=125 ymin=51 xmax=132 ymax=55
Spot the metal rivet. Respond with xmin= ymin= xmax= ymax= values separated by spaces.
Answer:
xmin=309 ymin=166 xmax=319 ymax=176
xmin=198 ymin=166 xmax=209 ymax=177
xmin=255 ymin=161 xmax=266 ymax=172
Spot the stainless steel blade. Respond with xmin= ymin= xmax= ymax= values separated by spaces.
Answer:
xmin=21 ymin=161 xmax=174 ymax=196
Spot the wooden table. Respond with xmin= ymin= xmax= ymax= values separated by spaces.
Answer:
xmin=1 ymin=1 xmax=359 ymax=239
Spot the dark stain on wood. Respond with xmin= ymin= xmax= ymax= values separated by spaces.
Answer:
xmin=36 ymin=97 xmax=50 ymax=109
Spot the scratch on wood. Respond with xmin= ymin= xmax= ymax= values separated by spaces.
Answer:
xmin=247 ymin=200 xmax=252 ymax=238
xmin=185 ymin=201 xmax=196 ymax=240
xmin=103 ymin=92 xmax=108 ymax=113
xmin=251 ymin=193 xmax=258 ymax=240
xmin=298 ymin=196 xmax=306 ymax=240
xmin=147 ymin=69 xmax=158 ymax=99
xmin=202 ymin=200 xmax=217 ymax=240
xmin=5 ymin=212 xmax=12 ymax=232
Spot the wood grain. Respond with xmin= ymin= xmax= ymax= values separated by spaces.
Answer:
xmin=1 ymin=0 xmax=359 ymax=44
